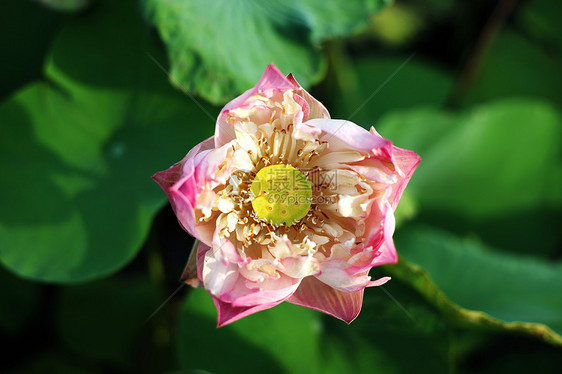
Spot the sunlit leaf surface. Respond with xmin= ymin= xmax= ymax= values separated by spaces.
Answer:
xmin=0 ymin=0 xmax=215 ymax=282
xmin=142 ymin=0 xmax=390 ymax=104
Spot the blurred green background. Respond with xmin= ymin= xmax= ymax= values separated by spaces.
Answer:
xmin=1 ymin=0 xmax=561 ymax=373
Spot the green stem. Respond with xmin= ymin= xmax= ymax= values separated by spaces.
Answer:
xmin=385 ymin=257 xmax=562 ymax=347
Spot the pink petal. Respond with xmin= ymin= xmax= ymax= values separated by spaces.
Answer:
xmin=287 ymin=276 xmax=364 ymax=323
xmin=286 ymin=73 xmax=330 ymax=120
xmin=360 ymin=202 xmax=398 ymax=270
xmin=372 ymin=207 xmax=398 ymax=266
xmin=201 ymin=248 xmax=241 ymax=298
xmin=306 ymin=118 xmax=392 ymax=154
xmin=347 ymin=157 xmax=399 ymax=184
xmin=279 ymin=256 xmax=320 ymax=279
xmin=232 ymin=275 xmax=301 ymax=307
xmin=388 ymin=145 xmax=421 ymax=209
xmin=212 ymin=295 xmax=284 ymax=327
xmin=292 ymin=122 xmax=322 ymax=142
xmin=196 ymin=240 xmax=211 ymax=284
xmin=315 ymin=264 xmax=372 ymax=292
xmin=201 ymin=235 xmax=300 ymax=308
xmin=367 ymin=276 xmax=391 ymax=287
xmin=215 ymin=64 xmax=298 ymax=148
xmin=360 ymin=201 xmax=398 ymax=268
xmin=152 ymin=137 xmax=215 ymax=239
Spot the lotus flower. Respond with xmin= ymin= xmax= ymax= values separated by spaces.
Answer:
xmin=153 ymin=64 xmax=420 ymax=326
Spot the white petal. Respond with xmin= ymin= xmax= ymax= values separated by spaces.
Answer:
xmin=280 ymin=256 xmax=320 ymax=278
xmin=309 ymin=151 xmax=363 ymax=169
xmin=226 ymin=212 xmax=238 ymax=232
xmin=337 ymin=195 xmax=368 ymax=217
xmin=218 ymin=196 xmax=235 ymax=213
xmin=202 ymin=249 xmax=239 ymax=296
xmin=293 ymin=122 xmax=321 ymax=142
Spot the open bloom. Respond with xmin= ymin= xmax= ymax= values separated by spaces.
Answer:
xmin=153 ymin=64 xmax=420 ymax=326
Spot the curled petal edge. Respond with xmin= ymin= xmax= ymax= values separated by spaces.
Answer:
xmin=388 ymin=145 xmax=421 ymax=209
xmin=215 ymin=64 xmax=298 ymax=148
xmin=287 ymin=276 xmax=365 ymax=324
xmin=152 ymin=137 xmax=215 ymax=239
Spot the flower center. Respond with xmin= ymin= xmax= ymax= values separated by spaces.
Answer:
xmin=250 ymin=164 xmax=312 ymax=226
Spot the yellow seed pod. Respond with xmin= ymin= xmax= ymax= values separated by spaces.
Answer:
xmin=250 ymin=164 xmax=312 ymax=226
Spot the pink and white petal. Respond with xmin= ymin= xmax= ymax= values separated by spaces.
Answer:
xmin=373 ymin=203 xmax=398 ymax=264
xmin=360 ymin=208 xmax=385 ymax=250
xmin=316 ymin=263 xmax=372 ymax=293
xmin=286 ymin=73 xmax=330 ymax=120
xmin=310 ymin=151 xmax=364 ymax=169
xmin=292 ymin=122 xmax=322 ymax=142
xmin=196 ymin=240 xmax=211 ymax=284
xmin=363 ymin=196 xmax=395 ymax=254
xmin=287 ymin=276 xmax=364 ymax=323
xmin=388 ymin=145 xmax=421 ymax=209
xmin=232 ymin=275 xmax=301 ymax=307
xmin=153 ymin=137 xmax=215 ymax=239
xmin=212 ymin=296 xmax=284 ymax=327
xmin=266 ymin=235 xmax=293 ymax=259
xmin=166 ymin=182 xmax=198 ymax=239
xmin=202 ymin=249 xmax=240 ymax=298
xmin=367 ymin=276 xmax=391 ymax=287
xmin=292 ymin=91 xmax=311 ymax=121
xmin=253 ymin=65 xmax=297 ymax=92
xmin=347 ymin=157 xmax=399 ymax=185
xmin=361 ymin=202 xmax=398 ymax=267
xmin=201 ymin=234 xmax=252 ymax=297
xmin=336 ymin=194 xmax=370 ymax=218
xmin=345 ymin=247 xmax=380 ymax=273
xmin=194 ymin=141 xmax=236 ymax=187
xmin=175 ymin=143 xmax=240 ymax=244
xmin=306 ymin=118 xmax=392 ymax=154
xmin=369 ymin=241 xmax=398 ymax=268
xmin=213 ymin=234 xmax=245 ymax=264
xmin=215 ymin=65 xmax=297 ymax=148
xmin=279 ymin=256 xmax=321 ymax=279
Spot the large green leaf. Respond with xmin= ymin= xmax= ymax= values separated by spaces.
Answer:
xmin=389 ymin=226 xmax=562 ymax=347
xmin=177 ymin=280 xmax=449 ymax=374
xmin=0 ymin=0 xmax=215 ymax=282
xmin=377 ymin=99 xmax=562 ymax=219
xmin=141 ymin=0 xmax=390 ymax=104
